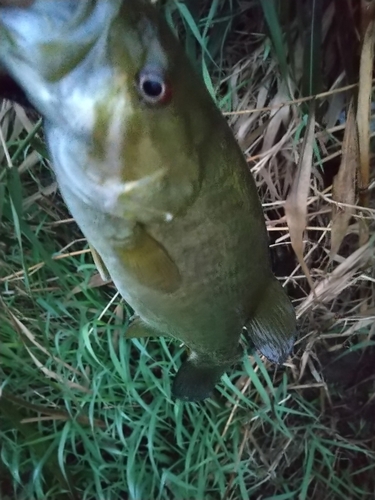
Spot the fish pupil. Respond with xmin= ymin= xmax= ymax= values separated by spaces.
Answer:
xmin=142 ymin=79 xmax=163 ymax=98
xmin=137 ymin=67 xmax=171 ymax=104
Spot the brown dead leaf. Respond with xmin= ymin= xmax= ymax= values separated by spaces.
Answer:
xmin=66 ymin=247 xmax=113 ymax=298
xmin=261 ymin=81 xmax=291 ymax=154
xmin=22 ymin=181 xmax=57 ymax=210
xmin=89 ymin=244 xmax=111 ymax=281
xmin=24 ymin=345 xmax=90 ymax=392
xmin=357 ymin=9 xmax=375 ymax=243
xmin=324 ymin=74 xmax=345 ymax=129
xmin=285 ymin=104 xmax=316 ymax=290
xmin=1 ymin=301 xmax=91 ymax=391
xmin=69 ymin=272 xmax=113 ymax=297
xmin=296 ymin=236 xmax=375 ymax=317
xmin=322 ymin=2 xmax=335 ymax=42
xmin=330 ymin=101 xmax=358 ymax=257
xmin=361 ymin=0 xmax=375 ymax=37
xmin=236 ymin=80 xmax=269 ymax=151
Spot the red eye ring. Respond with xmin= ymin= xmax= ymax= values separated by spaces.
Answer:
xmin=137 ymin=68 xmax=172 ymax=105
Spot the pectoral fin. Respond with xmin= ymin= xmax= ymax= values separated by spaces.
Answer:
xmin=89 ymin=244 xmax=111 ymax=282
xmin=114 ymin=226 xmax=181 ymax=293
xmin=245 ymin=278 xmax=296 ymax=363
xmin=125 ymin=316 xmax=165 ymax=339
xmin=171 ymin=355 xmax=226 ymax=402
xmin=172 ymin=346 xmax=243 ymax=401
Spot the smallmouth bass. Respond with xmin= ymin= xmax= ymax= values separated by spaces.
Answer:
xmin=0 ymin=0 xmax=296 ymax=401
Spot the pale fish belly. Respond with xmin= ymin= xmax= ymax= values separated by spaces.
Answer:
xmin=46 ymin=126 xmax=270 ymax=353
xmin=55 ymin=183 xmax=267 ymax=352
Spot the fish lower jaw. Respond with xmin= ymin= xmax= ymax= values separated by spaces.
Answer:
xmin=57 ymin=172 xmax=128 ymax=219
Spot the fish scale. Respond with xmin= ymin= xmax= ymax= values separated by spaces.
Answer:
xmin=0 ymin=0 xmax=296 ymax=401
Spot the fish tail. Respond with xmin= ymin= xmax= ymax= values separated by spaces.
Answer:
xmin=245 ymin=277 xmax=296 ymax=363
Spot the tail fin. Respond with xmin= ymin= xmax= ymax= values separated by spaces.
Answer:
xmin=245 ymin=278 xmax=296 ymax=363
xmin=172 ymin=356 xmax=226 ymax=402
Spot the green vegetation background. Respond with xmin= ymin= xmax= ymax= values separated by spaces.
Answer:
xmin=1 ymin=1 xmax=374 ymax=499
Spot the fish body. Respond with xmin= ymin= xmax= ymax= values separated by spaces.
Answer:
xmin=0 ymin=0 xmax=296 ymax=401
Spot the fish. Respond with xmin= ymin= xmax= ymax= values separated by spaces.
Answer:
xmin=0 ymin=0 xmax=296 ymax=401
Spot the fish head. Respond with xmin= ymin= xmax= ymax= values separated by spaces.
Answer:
xmin=0 ymin=0 xmax=216 ymax=218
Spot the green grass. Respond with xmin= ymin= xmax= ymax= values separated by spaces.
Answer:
xmin=1 ymin=0 xmax=375 ymax=499
xmin=2 ymin=277 xmax=373 ymax=499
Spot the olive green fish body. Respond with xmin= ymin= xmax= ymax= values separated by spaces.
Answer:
xmin=0 ymin=0 xmax=296 ymax=401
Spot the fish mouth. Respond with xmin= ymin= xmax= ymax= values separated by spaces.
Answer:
xmin=0 ymin=1 xmax=122 ymax=81
xmin=62 ymin=166 xmax=175 ymax=224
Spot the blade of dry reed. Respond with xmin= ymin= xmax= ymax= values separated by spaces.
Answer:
xmin=357 ymin=1 xmax=375 ymax=246
xmin=330 ymin=100 xmax=358 ymax=258
xmin=285 ymin=104 xmax=316 ymax=290
xmin=261 ymin=82 xmax=290 ymax=154
xmin=297 ymin=236 xmax=375 ymax=317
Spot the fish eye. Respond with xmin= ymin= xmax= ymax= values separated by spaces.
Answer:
xmin=137 ymin=68 xmax=172 ymax=105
